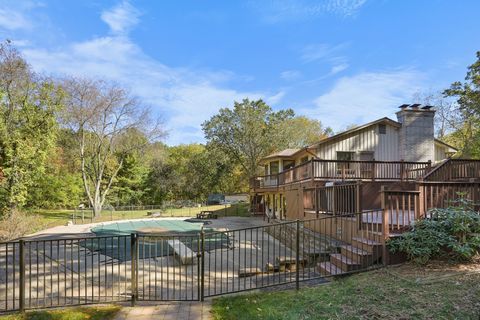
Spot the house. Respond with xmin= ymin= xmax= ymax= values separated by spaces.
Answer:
xmin=251 ymin=104 xmax=458 ymax=219
xmin=249 ymin=104 xmax=479 ymax=274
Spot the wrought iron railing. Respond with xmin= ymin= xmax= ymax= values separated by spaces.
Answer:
xmin=0 ymin=213 xmax=386 ymax=313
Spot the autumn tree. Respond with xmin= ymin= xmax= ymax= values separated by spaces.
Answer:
xmin=0 ymin=41 xmax=63 ymax=214
xmin=275 ymin=116 xmax=332 ymax=148
xmin=443 ymin=51 xmax=480 ymax=157
xmin=202 ymin=99 xmax=294 ymax=178
xmin=61 ymin=78 xmax=163 ymax=216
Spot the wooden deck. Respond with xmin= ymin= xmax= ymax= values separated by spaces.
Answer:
xmin=251 ymin=159 xmax=431 ymax=190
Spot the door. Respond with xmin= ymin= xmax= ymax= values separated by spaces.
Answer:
xmin=359 ymin=152 xmax=374 ymax=177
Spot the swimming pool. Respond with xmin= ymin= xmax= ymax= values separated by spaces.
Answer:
xmin=91 ymin=219 xmax=205 ymax=236
xmin=82 ymin=219 xmax=229 ymax=261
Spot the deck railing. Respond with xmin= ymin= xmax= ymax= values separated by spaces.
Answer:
xmin=423 ymin=158 xmax=480 ymax=181
xmin=303 ymin=183 xmax=361 ymax=216
xmin=251 ymin=159 xmax=431 ymax=189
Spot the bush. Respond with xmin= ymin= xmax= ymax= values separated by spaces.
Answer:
xmin=388 ymin=198 xmax=480 ymax=264
xmin=0 ymin=210 xmax=40 ymax=241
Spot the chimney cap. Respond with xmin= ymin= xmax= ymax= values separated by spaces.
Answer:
xmin=398 ymin=104 xmax=409 ymax=109
xmin=410 ymin=104 xmax=421 ymax=109
xmin=422 ymin=105 xmax=434 ymax=110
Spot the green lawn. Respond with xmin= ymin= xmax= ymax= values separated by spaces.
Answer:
xmin=0 ymin=305 xmax=120 ymax=320
xmin=27 ymin=203 xmax=250 ymax=233
xmin=211 ymin=260 xmax=480 ymax=320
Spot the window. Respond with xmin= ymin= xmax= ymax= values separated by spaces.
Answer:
xmin=270 ymin=161 xmax=279 ymax=174
xmin=378 ymin=124 xmax=387 ymax=134
xmin=264 ymin=164 xmax=269 ymax=175
xmin=337 ymin=151 xmax=355 ymax=161
xmin=337 ymin=151 xmax=355 ymax=171
xmin=283 ymin=160 xmax=295 ymax=170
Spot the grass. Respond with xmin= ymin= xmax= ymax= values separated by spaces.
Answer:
xmin=0 ymin=305 xmax=120 ymax=320
xmin=211 ymin=260 xmax=480 ymax=320
xmin=26 ymin=203 xmax=250 ymax=233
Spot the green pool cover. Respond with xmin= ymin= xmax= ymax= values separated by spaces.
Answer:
xmin=82 ymin=219 xmax=229 ymax=261
xmin=91 ymin=219 xmax=205 ymax=236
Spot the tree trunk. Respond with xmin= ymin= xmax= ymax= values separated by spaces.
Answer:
xmin=93 ymin=200 xmax=102 ymax=218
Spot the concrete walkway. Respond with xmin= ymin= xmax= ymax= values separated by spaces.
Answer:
xmin=114 ymin=301 xmax=212 ymax=320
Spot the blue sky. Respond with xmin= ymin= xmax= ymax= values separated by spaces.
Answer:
xmin=0 ymin=0 xmax=478 ymax=145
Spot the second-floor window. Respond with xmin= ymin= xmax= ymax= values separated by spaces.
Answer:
xmin=283 ymin=160 xmax=295 ymax=170
xmin=337 ymin=151 xmax=355 ymax=161
xmin=337 ymin=152 xmax=355 ymax=170
xmin=270 ymin=161 xmax=279 ymax=174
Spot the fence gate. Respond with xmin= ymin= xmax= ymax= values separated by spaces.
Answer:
xmin=135 ymin=234 xmax=200 ymax=302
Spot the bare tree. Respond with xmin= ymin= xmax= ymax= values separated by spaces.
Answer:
xmin=61 ymin=78 xmax=164 ymax=216
xmin=411 ymin=90 xmax=458 ymax=139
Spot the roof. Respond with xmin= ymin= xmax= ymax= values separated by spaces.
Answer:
xmin=260 ymin=117 xmax=401 ymax=163
xmin=262 ymin=148 xmax=302 ymax=160
xmin=308 ymin=117 xmax=401 ymax=149
xmin=434 ymin=139 xmax=458 ymax=152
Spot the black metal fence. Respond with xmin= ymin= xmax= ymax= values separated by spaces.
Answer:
xmin=1 ymin=213 xmax=385 ymax=313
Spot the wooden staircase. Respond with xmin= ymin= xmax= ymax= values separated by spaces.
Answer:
xmin=318 ymin=234 xmax=383 ymax=276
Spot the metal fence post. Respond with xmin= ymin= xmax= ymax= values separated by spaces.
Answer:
xmin=295 ymin=220 xmax=300 ymax=290
xmin=19 ymin=240 xmax=25 ymax=312
xmin=200 ymin=229 xmax=205 ymax=301
xmin=130 ymin=233 xmax=138 ymax=306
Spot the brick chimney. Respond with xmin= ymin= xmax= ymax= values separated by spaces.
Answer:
xmin=396 ymin=104 xmax=435 ymax=162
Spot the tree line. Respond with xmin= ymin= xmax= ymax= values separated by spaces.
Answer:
xmin=0 ymin=41 xmax=332 ymax=217
xmin=0 ymin=41 xmax=479 ymax=217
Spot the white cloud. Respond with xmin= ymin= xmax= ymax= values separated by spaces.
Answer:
xmin=330 ymin=63 xmax=349 ymax=75
xmin=266 ymin=91 xmax=286 ymax=105
xmin=301 ymin=70 xmax=425 ymax=131
xmin=301 ymin=42 xmax=348 ymax=63
xmin=280 ymin=70 xmax=301 ymax=81
xmin=324 ymin=0 xmax=367 ymax=17
xmin=101 ymin=1 xmax=141 ymax=34
xmin=23 ymin=34 xmax=269 ymax=145
xmin=20 ymin=0 xmax=272 ymax=145
xmin=250 ymin=0 xmax=367 ymax=23
xmin=0 ymin=8 xmax=31 ymax=30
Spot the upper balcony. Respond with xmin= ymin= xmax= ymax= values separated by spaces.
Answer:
xmin=250 ymin=159 xmax=432 ymax=190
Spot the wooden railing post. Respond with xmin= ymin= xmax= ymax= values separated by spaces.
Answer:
xmin=356 ymin=181 xmax=363 ymax=228
xmin=311 ymin=160 xmax=315 ymax=182
xmin=418 ymin=183 xmax=425 ymax=218
xmin=380 ymin=186 xmax=389 ymax=266
xmin=372 ymin=159 xmax=376 ymax=181
xmin=400 ymin=159 xmax=405 ymax=181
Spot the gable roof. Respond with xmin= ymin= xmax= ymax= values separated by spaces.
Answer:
xmin=434 ymin=138 xmax=458 ymax=151
xmin=260 ymin=117 xmax=401 ymax=162
xmin=262 ymin=148 xmax=302 ymax=160
xmin=308 ymin=117 xmax=401 ymax=149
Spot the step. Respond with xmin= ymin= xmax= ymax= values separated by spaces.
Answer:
xmin=351 ymin=237 xmax=382 ymax=253
xmin=341 ymin=245 xmax=379 ymax=266
xmin=359 ymin=230 xmax=383 ymax=242
xmin=330 ymin=253 xmax=361 ymax=272
xmin=317 ymin=261 xmax=344 ymax=276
